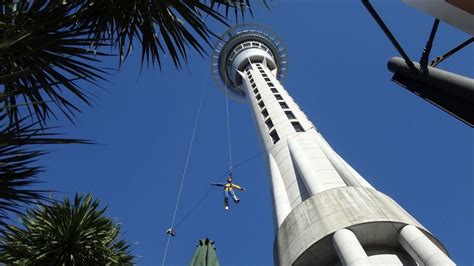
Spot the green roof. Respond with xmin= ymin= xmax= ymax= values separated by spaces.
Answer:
xmin=189 ymin=238 xmax=220 ymax=266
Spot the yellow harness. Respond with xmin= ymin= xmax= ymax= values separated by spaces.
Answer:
xmin=224 ymin=183 xmax=241 ymax=191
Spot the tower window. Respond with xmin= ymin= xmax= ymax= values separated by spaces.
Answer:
xmin=251 ymin=83 xmax=256 ymax=89
xmin=258 ymin=101 xmax=265 ymax=108
xmin=267 ymin=82 xmax=274 ymax=87
xmin=271 ymin=88 xmax=278 ymax=93
xmin=292 ymin=122 xmax=305 ymax=132
xmin=275 ymin=94 xmax=283 ymax=101
xmin=264 ymin=78 xmax=271 ymax=82
xmin=261 ymin=108 xmax=269 ymax=118
xmin=249 ymin=78 xmax=254 ymax=83
xmin=269 ymin=129 xmax=280 ymax=144
xmin=265 ymin=118 xmax=274 ymax=130
xmin=285 ymin=111 xmax=296 ymax=119
xmin=279 ymin=102 xmax=289 ymax=109
xmin=253 ymin=88 xmax=259 ymax=94
xmin=256 ymin=94 xmax=262 ymax=101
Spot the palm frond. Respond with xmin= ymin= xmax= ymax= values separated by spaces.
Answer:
xmin=75 ymin=0 xmax=269 ymax=68
xmin=0 ymin=193 xmax=134 ymax=265
xmin=75 ymin=0 xmax=223 ymax=68
xmin=0 ymin=0 xmax=107 ymax=126
xmin=210 ymin=0 xmax=270 ymax=20
xmin=0 ymin=111 xmax=89 ymax=223
xmin=1 ymin=0 xmax=268 ymax=125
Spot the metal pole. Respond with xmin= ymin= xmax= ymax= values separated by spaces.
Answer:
xmin=431 ymin=37 xmax=474 ymax=67
xmin=361 ymin=0 xmax=417 ymax=72
xmin=420 ymin=19 xmax=440 ymax=73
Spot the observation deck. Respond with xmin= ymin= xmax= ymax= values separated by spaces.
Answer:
xmin=211 ymin=24 xmax=288 ymax=100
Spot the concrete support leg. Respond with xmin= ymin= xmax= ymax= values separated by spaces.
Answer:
xmin=332 ymin=229 xmax=371 ymax=266
xmin=268 ymin=154 xmax=291 ymax=227
xmin=398 ymin=224 xmax=455 ymax=266
xmin=314 ymin=133 xmax=374 ymax=189
xmin=287 ymin=138 xmax=326 ymax=195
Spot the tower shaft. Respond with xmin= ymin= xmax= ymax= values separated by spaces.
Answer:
xmin=237 ymin=61 xmax=454 ymax=266
xmin=211 ymin=24 xmax=455 ymax=266
xmin=239 ymin=62 xmax=372 ymax=224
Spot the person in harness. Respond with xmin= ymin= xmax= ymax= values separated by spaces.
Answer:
xmin=211 ymin=173 xmax=245 ymax=210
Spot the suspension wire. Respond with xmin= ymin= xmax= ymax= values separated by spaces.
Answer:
xmin=224 ymin=85 xmax=233 ymax=171
xmin=161 ymin=73 xmax=210 ymax=266
xmin=232 ymin=149 xmax=265 ymax=169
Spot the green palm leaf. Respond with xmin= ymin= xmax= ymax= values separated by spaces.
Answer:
xmin=1 ymin=0 xmax=267 ymax=125
xmin=210 ymin=0 xmax=270 ymax=20
xmin=0 ymin=109 xmax=89 ymax=222
xmin=75 ymin=0 xmax=225 ymax=68
xmin=75 ymin=0 xmax=269 ymax=67
xmin=0 ymin=0 xmax=107 ymax=126
xmin=0 ymin=193 xmax=134 ymax=265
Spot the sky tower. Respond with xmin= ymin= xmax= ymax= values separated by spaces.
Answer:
xmin=211 ymin=24 xmax=455 ymax=266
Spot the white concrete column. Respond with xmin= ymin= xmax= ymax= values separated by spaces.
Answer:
xmin=332 ymin=229 xmax=371 ymax=266
xmin=398 ymin=224 xmax=455 ymax=266
xmin=268 ymin=154 xmax=291 ymax=227
xmin=287 ymin=137 xmax=326 ymax=195
xmin=314 ymin=133 xmax=374 ymax=189
xmin=337 ymin=154 xmax=374 ymax=189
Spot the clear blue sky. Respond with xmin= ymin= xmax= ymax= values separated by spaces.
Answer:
xmin=38 ymin=1 xmax=472 ymax=265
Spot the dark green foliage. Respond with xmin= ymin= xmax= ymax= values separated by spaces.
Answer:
xmin=0 ymin=1 xmax=267 ymax=263
xmin=0 ymin=193 xmax=134 ymax=265
xmin=0 ymin=0 xmax=108 ymax=125
xmin=74 ymin=0 xmax=267 ymax=68
xmin=0 ymin=110 xmax=89 ymax=223
xmin=75 ymin=0 xmax=226 ymax=68
xmin=0 ymin=0 xmax=267 ymax=125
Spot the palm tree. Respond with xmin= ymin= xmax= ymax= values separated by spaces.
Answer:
xmin=0 ymin=0 xmax=267 ymax=125
xmin=0 ymin=1 xmax=266 ymax=261
xmin=0 ymin=193 xmax=134 ymax=265
xmin=0 ymin=0 xmax=266 ymax=223
xmin=0 ymin=106 xmax=88 ymax=224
